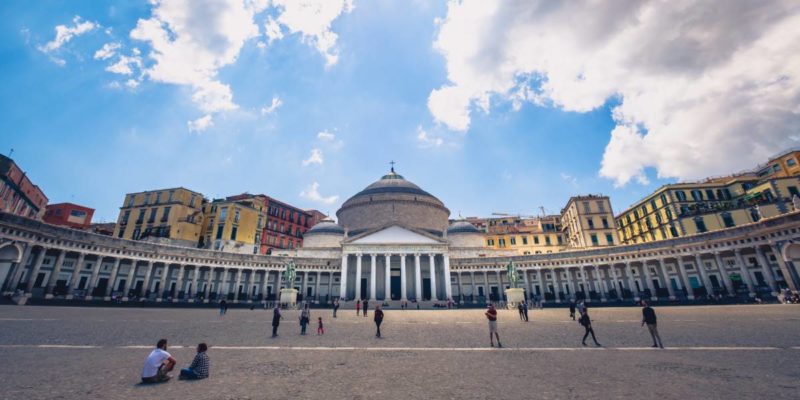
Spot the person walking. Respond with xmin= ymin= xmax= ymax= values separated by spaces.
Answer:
xmin=363 ymin=299 xmax=369 ymax=317
xmin=522 ymin=300 xmax=529 ymax=322
xmin=317 ymin=317 xmax=325 ymax=335
xmin=219 ymin=299 xmax=228 ymax=316
xmin=517 ymin=302 xmax=525 ymax=321
xmin=271 ymin=304 xmax=282 ymax=338
xmin=333 ymin=299 xmax=340 ymax=318
xmin=485 ymin=304 xmax=502 ymax=348
xmin=299 ymin=304 xmax=311 ymax=335
xmin=579 ymin=310 xmax=601 ymax=347
xmin=356 ymin=299 xmax=361 ymax=316
xmin=641 ymin=300 xmax=663 ymax=348
xmin=374 ymin=304 xmax=384 ymax=338
xmin=576 ymin=299 xmax=586 ymax=316
xmin=179 ymin=343 xmax=210 ymax=380
xmin=569 ymin=299 xmax=576 ymax=320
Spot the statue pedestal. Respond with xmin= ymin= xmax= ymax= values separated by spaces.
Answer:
xmin=280 ymin=289 xmax=298 ymax=306
xmin=505 ymin=288 xmax=525 ymax=310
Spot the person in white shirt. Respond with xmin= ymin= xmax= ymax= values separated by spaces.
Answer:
xmin=141 ymin=339 xmax=177 ymax=383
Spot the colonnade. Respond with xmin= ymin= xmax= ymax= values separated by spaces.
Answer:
xmin=339 ymin=252 xmax=452 ymax=302
xmin=451 ymin=244 xmax=796 ymax=303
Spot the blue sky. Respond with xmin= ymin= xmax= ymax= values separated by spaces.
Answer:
xmin=2 ymin=1 xmax=797 ymax=223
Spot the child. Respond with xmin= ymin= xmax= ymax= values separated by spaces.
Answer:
xmin=317 ymin=317 xmax=324 ymax=335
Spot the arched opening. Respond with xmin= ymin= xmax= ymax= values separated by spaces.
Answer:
xmin=0 ymin=242 xmax=23 ymax=292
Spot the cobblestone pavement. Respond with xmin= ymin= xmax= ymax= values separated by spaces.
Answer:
xmin=0 ymin=304 xmax=798 ymax=399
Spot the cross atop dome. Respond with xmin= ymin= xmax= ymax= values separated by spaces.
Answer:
xmin=390 ymin=160 xmax=396 ymax=173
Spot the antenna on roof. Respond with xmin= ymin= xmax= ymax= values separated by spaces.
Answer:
xmin=8 ymin=148 xmax=13 ymax=158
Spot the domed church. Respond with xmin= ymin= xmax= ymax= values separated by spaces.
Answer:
xmin=297 ymin=167 xmax=509 ymax=302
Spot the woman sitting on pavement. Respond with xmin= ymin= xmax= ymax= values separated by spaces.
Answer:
xmin=179 ymin=343 xmax=210 ymax=380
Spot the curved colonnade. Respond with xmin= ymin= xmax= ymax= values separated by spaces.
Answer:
xmin=1 ymin=211 xmax=799 ymax=305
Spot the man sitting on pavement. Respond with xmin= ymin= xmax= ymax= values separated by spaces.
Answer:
xmin=141 ymin=338 xmax=177 ymax=383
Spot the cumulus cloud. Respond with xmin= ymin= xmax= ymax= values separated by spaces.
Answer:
xmin=302 ymin=148 xmax=324 ymax=166
xmin=430 ymin=0 xmax=800 ymax=185
xmin=129 ymin=0 xmax=269 ymax=114
xmin=416 ymin=126 xmax=443 ymax=148
xmin=300 ymin=181 xmax=338 ymax=204
xmin=106 ymin=53 xmax=142 ymax=75
xmin=188 ymin=114 xmax=214 ymax=132
xmin=39 ymin=16 xmax=98 ymax=54
xmin=260 ymin=96 xmax=283 ymax=115
xmin=317 ymin=130 xmax=335 ymax=141
xmin=94 ymin=42 xmax=121 ymax=60
xmin=269 ymin=0 xmax=355 ymax=66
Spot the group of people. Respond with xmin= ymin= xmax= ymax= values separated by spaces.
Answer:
xmin=516 ymin=301 xmax=530 ymax=322
xmin=270 ymin=301 xmax=384 ymax=338
xmin=780 ymin=288 xmax=800 ymax=304
xmin=141 ymin=339 xmax=209 ymax=384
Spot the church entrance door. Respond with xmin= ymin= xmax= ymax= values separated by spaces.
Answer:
xmin=390 ymin=276 xmax=401 ymax=299
xmin=422 ymin=278 xmax=431 ymax=300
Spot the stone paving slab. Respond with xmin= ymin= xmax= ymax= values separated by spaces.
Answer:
xmin=0 ymin=304 xmax=798 ymax=399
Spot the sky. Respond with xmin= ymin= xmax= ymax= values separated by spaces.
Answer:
xmin=2 ymin=0 xmax=799 ymax=223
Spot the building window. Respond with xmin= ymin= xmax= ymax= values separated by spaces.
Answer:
xmin=545 ymin=236 xmax=551 ymax=246
xmin=234 ymin=208 xmax=240 ymax=223
xmin=155 ymin=192 xmax=162 ymax=204
xmin=498 ymin=238 xmax=506 ymax=247
xmin=487 ymin=239 xmax=494 ymax=246
xmin=721 ymin=212 xmax=735 ymax=228
xmin=659 ymin=193 xmax=667 ymax=206
xmin=601 ymin=218 xmax=609 ymax=229
xmin=533 ymin=236 xmax=539 ymax=245
xmin=675 ymin=191 xmax=687 ymax=202
xmin=510 ymin=237 xmax=516 ymax=245
xmin=605 ymin=234 xmax=614 ymax=245
xmin=190 ymin=195 xmax=196 ymax=208
xmin=597 ymin=201 xmax=605 ymax=213
xmin=136 ymin=209 xmax=145 ymax=224
xmin=590 ymin=234 xmax=599 ymax=246
xmin=669 ymin=225 xmax=679 ymax=238
xmin=582 ymin=202 xmax=590 ymax=213
xmin=121 ymin=210 xmax=130 ymax=225
xmin=230 ymin=226 xmax=237 ymax=240
xmin=216 ymin=224 xmax=224 ymax=240
xmin=586 ymin=218 xmax=594 ymax=229
xmin=705 ymin=189 xmax=715 ymax=200
xmin=691 ymin=190 xmax=702 ymax=201
xmin=133 ymin=227 xmax=141 ymax=240
xmin=557 ymin=236 xmax=563 ymax=245
xmin=161 ymin=207 xmax=171 ymax=222
xmin=787 ymin=158 xmax=797 ymax=167
xmin=522 ymin=236 xmax=528 ymax=245
xmin=220 ymin=207 xmax=228 ymax=221
xmin=148 ymin=208 xmax=157 ymax=223
xmin=750 ymin=208 xmax=761 ymax=222
xmin=788 ymin=186 xmax=799 ymax=197
xmin=694 ymin=217 xmax=707 ymax=233
xmin=127 ymin=196 xmax=135 ymax=207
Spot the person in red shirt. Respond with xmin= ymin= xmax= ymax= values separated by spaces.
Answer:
xmin=485 ymin=304 xmax=502 ymax=348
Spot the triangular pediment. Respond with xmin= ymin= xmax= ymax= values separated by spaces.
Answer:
xmin=348 ymin=225 xmax=443 ymax=244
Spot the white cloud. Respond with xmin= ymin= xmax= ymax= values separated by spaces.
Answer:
xmin=560 ymin=173 xmax=578 ymax=188
xmin=39 ymin=16 xmax=98 ymax=54
xmin=300 ymin=181 xmax=339 ymax=204
xmin=302 ymin=148 xmax=324 ymax=166
xmin=129 ymin=0 xmax=267 ymax=113
xmin=317 ymin=130 xmax=335 ymax=141
xmin=416 ymin=126 xmax=443 ymax=148
xmin=264 ymin=16 xmax=284 ymax=43
xmin=187 ymin=114 xmax=214 ymax=132
xmin=269 ymin=0 xmax=355 ymax=66
xmin=105 ymin=53 xmax=142 ymax=75
xmin=260 ymin=96 xmax=283 ymax=115
xmin=94 ymin=42 xmax=121 ymax=60
xmin=430 ymin=1 xmax=800 ymax=185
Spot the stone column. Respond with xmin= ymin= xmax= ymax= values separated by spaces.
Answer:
xmin=233 ymin=268 xmax=243 ymax=302
xmin=429 ymin=254 xmax=438 ymax=301
xmin=157 ymin=263 xmax=170 ymax=301
xmin=327 ymin=271 xmax=333 ymax=302
xmin=641 ymin=261 xmax=656 ymax=300
xmin=660 ymin=259 xmax=675 ymax=299
xmin=140 ymin=261 xmax=154 ymax=298
xmin=262 ymin=270 xmax=270 ymax=302
xmin=733 ymin=249 xmax=755 ymax=297
xmin=772 ymin=244 xmax=798 ymax=291
xmin=189 ymin=266 xmax=199 ymax=301
xmin=713 ymin=252 xmax=734 ymax=296
xmin=275 ymin=266 xmax=283 ymax=295
xmin=676 ymin=258 xmax=694 ymax=300
xmin=414 ymin=254 xmax=422 ymax=301
xmin=315 ymin=271 xmax=321 ymax=303
xmin=66 ymin=253 xmax=86 ymax=299
xmin=384 ymin=253 xmax=391 ymax=301
xmin=340 ymin=253 xmax=348 ymax=301
xmin=104 ymin=258 xmax=122 ymax=299
xmin=443 ymin=254 xmax=452 ymax=301
xmin=219 ymin=268 xmax=230 ymax=299
xmin=44 ymin=250 xmax=67 ymax=298
xmin=204 ymin=268 xmax=213 ymax=301
xmin=122 ymin=261 xmax=137 ymax=300
xmin=301 ymin=270 xmax=308 ymax=300
xmin=552 ymin=268 xmax=562 ymax=302
xmin=484 ymin=270 xmax=491 ymax=301
xmin=470 ymin=271 xmax=477 ymax=303
xmin=625 ymin=262 xmax=639 ymax=301
xmin=400 ymin=254 xmax=408 ymax=301
xmin=608 ymin=264 xmax=620 ymax=299
xmin=693 ymin=254 xmax=714 ymax=295
xmin=174 ymin=265 xmax=186 ymax=301
xmin=579 ymin=266 xmax=590 ymax=302
xmin=5 ymin=244 xmax=33 ymax=294
xmin=369 ymin=254 xmax=377 ymax=301
xmin=592 ymin=266 xmax=606 ymax=301
xmin=25 ymin=247 xmax=48 ymax=295
xmin=522 ymin=268 xmax=530 ymax=300
xmin=536 ymin=269 xmax=544 ymax=300
xmin=86 ymin=256 xmax=104 ymax=299
xmin=355 ymin=253 xmax=362 ymax=301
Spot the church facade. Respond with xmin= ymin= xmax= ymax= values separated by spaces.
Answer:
xmin=1 ymin=170 xmax=800 ymax=306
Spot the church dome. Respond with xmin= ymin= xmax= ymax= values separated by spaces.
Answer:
xmin=336 ymin=169 xmax=450 ymax=235
xmin=447 ymin=220 xmax=485 ymax=247
xmin=302 ymin=219 xmax=344 ymax=248
xmin=305 ymin=219 xmax=345 ymax=235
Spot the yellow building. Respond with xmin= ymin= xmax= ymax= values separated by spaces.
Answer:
xmin=754 ymin=148 xmax=800 ymax=179
xmin=114 ymin=187 xmax=206 ymax=247
xmin=561 ymin=195 xmax=618 ymax=248
xmin=200 ymin=194 xmax=267 ymax=254
xmin=616 ymin=175 xmax=800 ymax=245
xmin=482 ymin=215 xmax=566 ymax=255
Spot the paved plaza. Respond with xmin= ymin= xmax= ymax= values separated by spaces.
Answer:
xmin=0 ymin=304 xmax=798 ymax=399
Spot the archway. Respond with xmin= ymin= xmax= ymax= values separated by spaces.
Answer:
xmin=0 ymin=242 xmax=23 ymax=292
